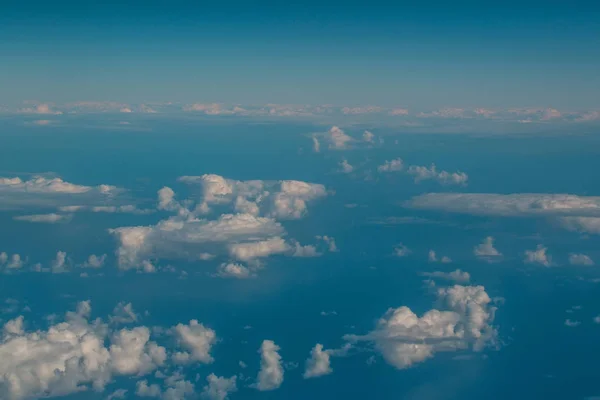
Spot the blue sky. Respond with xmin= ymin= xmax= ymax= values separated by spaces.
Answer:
xmin=2 ymin=3 xmax=600 ymax=400
xmin=1 ymin=1 xmax=600 ymax=108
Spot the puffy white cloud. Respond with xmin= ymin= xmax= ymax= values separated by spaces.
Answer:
xmin=524 ymin=245 xmax=552 ymax=267
xmin=19 ymin=103 xmax=62 ymax=115
xmin=378 ymin=158 xmax=404 ymax=172
xmin=3 ymin=316 xmax=25 ymax=336
xmin=136 ymin=380 xmax=162 ymax=397
xmin=13 ymin=213 xmax=72 ymax=223
xmin=172 ymin=320 xmax=217 ymax=364
xmin=228 ymin=237 xmax=290 ymax=261
xmin=362 ymin=130 xmax=375 ymax=143
xmin=569 ymin=253 xmax=595 ymax=266
xmin=110 ymin=302 xmax=139 ymax=325
xmin=325 ymin=126 xmax=353 ymax=149
xmin=558 ymin=217 xmax=600 ymax=234
xmin=474 ymin=236 xmax=502 ymax=261
xmin=109 ymin=327 xmax=166 ymax=375
xmin=407 ymin=164 xmax=468 ymax=185
xmin=214 ymin=263 xmax=252 ymax=279
xmin=339 ymin=159 xmax=354 ymax=173
xmin=406 ymin=193 xmax=600 ymax=217
xmin=565 ymin=319 xmax=581 ymax=327
xmin=393 ymin=244 xmax=411 ymax=257
xmin=428 ymin=250 xmax=451 ymax=263
xmin=253 ymin=340 xmax=284 ymax=391
xmin=303 ymin=344 xmax=332 ymax=379
xmin=344 ymin=285 xmax=497 ymax=369
xmin=177 ymin=174 xmax=327 ymax=220
xmin=291 ymin=242 xmax=322 ymax=257
xmin=316 ymin=235 xmax=338 ymax=252
xmin=91 ymin=205 xmax=152 ymax=215
xmin=0 ymin=176 xmax=120 ymax=211
xmin=422 ymin=269 xmax=470 ymax=283
xmin=51 ymin=251 xmax=69 ymax=273
xmin=83 ymin=254 xmax=107 ymax=268
xmin=201 ymin=374 xmax=237 ymax=400
xmin=111 ymin=213 xmax=285 ymax=270
xmin=2 ymin=253 xmax=24 ymax=270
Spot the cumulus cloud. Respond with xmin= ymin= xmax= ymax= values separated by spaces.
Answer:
xmin=569 ymin=253 xmax=595 ymax=266
xmin=13 ymin=213 xmax=72 ymax=223
xmin=339 ymin=159 xmax=354 ymax=173
xmin=303 ymin=344 xmax=332 ymax=378
xmin=110 ymin=302 xmax=139 ymax=325
xmin=393 ymin=244 xmax=411 ymax=257
xmin=201 ymin=374 xmax=237 ymax=400
xmin=177 ymin=174 xmax=327 ymax=220
xmin=214 ymin=263 xmax=252 ymax=279
xmin=0 ymin=301 xmax=171 ymax=400
xmin=407 ymin=164 xmax=468 ymax=185
xmin=253 ymin=340 xmax=284 ymax=391
xmin=406 ymin=193 xmax=600 ymax=217
xmin=524 ymin=245 xmax=552 ymax=267
xmin=344 ymin=285 xmax=498 ymax=369
xmin=82 ymin=254 xmax=107 ymax=268
xmin=377 ymin=158 xmax=404 ymax=172
xmin=291 ymin=242 xmax=322 ymax=257
xmin=316 ymin=235 xmax=338 ymax=252
xmin=229 ymin=237 xmax=290 ymax=262
xmin=51 ymin=251 xmax=69 ymax=273
xmin=0 ymin=176 xmax=120 ymax=211
xmin=20 ymin=103 xmax=62 ymax=115
xmin=171 ymin=320 xmax=217 ymax=365
xmin=1 ymin=253 xmax=24 ymax=270
xmin=422 ymin=269 xmax=470 ymax=283
xmin=324 ymin=126 xmax=353 ymax=149
xmin=558 ymin=217 xmax=600 ymax=234
xmin=362 ymin=130 xmax=375 ymax=143
xmin=312 ymin=136 xmax=321 ymax=153
xmin=474 ymin=236 xmax=502 ymax=261
xmin=428 ymin=250 xmax=451 ymax=263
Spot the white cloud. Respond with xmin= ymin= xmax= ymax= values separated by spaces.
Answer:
xmin=303 ymin=344 xmax=332 ymax=379
xmin=177 ymin=174 xmax=327 ymax=220
xmin=569 ymin=253 xmax=595 ymax=266
xmin=312 ymin=136 xmax=321 ymax=153
xmin=2 ymin=254 xmax=24 ymax=270
xmin=172 ymin=320 xmax=217 ymax=365
xmin=109 ymin=327 xmax=166 ymax=375
xmin=291 ymin=242 xmax=322 ymax=257
xmin=428 ymin=250 xmax=451 ymax=263
xmin=120 ymin=107 xmax=133 ymax=113
xmin=51 ymin=251 xmax=69 ymax=273
xmin=325 ymin=126 xmax=353 ymax=149
xmin=106 ymin=389 xmax=128 ymax=400
xmin=136 ymin=380 xmax=162 ymax=397
xmin=339 ymin=159 xmax=354 ymax=173
xmin=20 ymin=103 xmax=62 ymax=115
xmin=316 ymin=235 xmax=338 ymax=252
xmin=422 ymin=269 xmax=470 ymax=284
xmin=110 ymin=302 xmax=139 ymax=325
xmin=524 ymin=245 xmax=552 ymax=267
xmin=83 ymin=254 xmax=107 ymax=268
xmin=344 ymin=285 xmax=497 ymax=369
xmin=228 ymin=237 xmax=290 ymax=262
xmin=407 ymin=164 xmax=468 ymax=185
xmin=565 ymin=319 xmax=581 ymax=327
xmin=3 ymin=316 xmax=25 ymax=336
xmin=214 ymin=263 xmax=252 ymax=279
xmin=474 ymin=236 xmax=502 ymax=261
xmin=13 ymin=213 xmax=72 ymax=223
xmin=393 ymin=244 xmax=411 ymax=257
xmin=406 ymin=193 xmax=600 ymax=217
xmin=253 ymin=340 xmax=284 ymax=391
xmin=363 ymin=130 xmax=375 ymax=143
xmin=201 ymin=374 xmax=237 ymax=400
xmin=377 ymin=158 xmax=404 ymax=172
xmin=558 ymin=217 xmax=600 ymax=234
xmin=110 ymin=213 xmax=285 ymax=270
xmin=0 ymin=176 xmax=120 ymax=211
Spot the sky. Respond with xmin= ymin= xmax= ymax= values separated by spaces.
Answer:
xmin=2 ymin=3 xmax=600 ymax=400
xmin=1 ymin=1 xmax=600 ymax=108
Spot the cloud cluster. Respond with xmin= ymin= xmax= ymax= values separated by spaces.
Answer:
xmin=474 ymin=236 xmax=502 ymax=261
xmin=344 ymin=285 xmax=498 ymax=369
xmin=407 ymin=164 xmax=468 ymax=186
xmin=253 ymin=340 xmax=284 ymax=391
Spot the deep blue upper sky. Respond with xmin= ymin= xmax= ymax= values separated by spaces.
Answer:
xmin=2 ymin=1 xmax=599 ymax=108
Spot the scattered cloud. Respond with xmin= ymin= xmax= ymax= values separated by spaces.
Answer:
xmin=303 ymin=344 xmax=332 ymax=378
xmin=474 ymin=236 xmax=502 ymax=261
xmin=214 ymin=263 xmax=253 ymax=279
xmin=407 ymin=164 xmax=468 ymax=186
xmin=324 ymin=126 xmax=353 ymax=150
xmin=171 ymin=320 xmax=217 ymax=365
xmin=253 ymin=340 xmax=284 ymax=391
xmin=339 ymin=159 xmax=354 ymax=173
xmin=377 ymin=158 xmax=404 ymax=172
xmin=428 ymin=250 xmax=452 ymax=263
xmin=344 ymin=285 xmax=498 ymax=369
xmin=422 ymin=269 xmax=470 ymax=283
xmin=13 ymin=213 xmax=72 ymax=223
xmin=406 ymin=193 xmax=600 ymax=217
xmin=524 ymin=245 xmax=552 ymax=267
xmin=393 ymin=243 xmax=411 ymax=257
xmin=558 ymin=217 xmax=600 ymax=235
xmin=569 ymin=253 xmax=595 ymax=266
xmin=201 ymin=374 xmax=237 ymax=400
